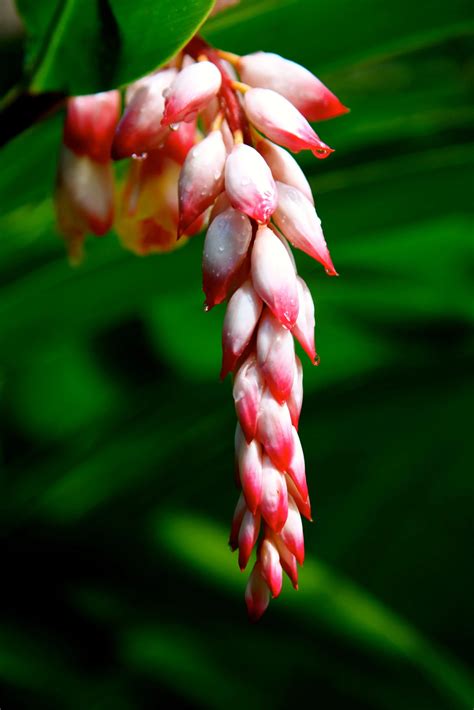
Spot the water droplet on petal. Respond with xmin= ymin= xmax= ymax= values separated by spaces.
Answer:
xmin=170 ymin=122 xmax=180 ymax=132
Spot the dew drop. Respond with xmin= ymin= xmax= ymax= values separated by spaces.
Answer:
xmin=314 ymin=353 xmax=321 ymax=366
xmin=203 ymin=302 xmax=210 ymax=312
xmin=169 ymin=122 xmax=180 ymax=132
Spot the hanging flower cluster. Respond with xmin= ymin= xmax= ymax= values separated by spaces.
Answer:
xmin=54 ymin=6 xmax=348 ymax=619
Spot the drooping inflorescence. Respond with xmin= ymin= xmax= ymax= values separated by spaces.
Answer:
xmin=54 ymin=7 xmax=348 ymax=619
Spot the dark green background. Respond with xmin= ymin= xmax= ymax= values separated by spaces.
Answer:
xmin=0 ymin=0 xmax=473 ymax=708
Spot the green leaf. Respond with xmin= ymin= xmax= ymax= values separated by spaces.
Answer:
xmin=16 ymin=0 xmax=214 ymax=94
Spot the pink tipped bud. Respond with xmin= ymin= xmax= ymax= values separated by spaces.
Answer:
xmin=161 ymin=61 xmax=222 ymax=126
xmin=64 ymin=91 xmax=121 ymax=163
xmin=224 ymin=143 xmax=277 ymax=224
xmin=245 ymin=562 xmax=270 ymax=621
xmin=233 ymin=354 xmax=265 ymax=442
xmin=255 ymin=137 xmax=313 ymax=203
xmin=202 ymin=207 xmax=252 ymax=308
xmin=238 ymin=508 xmax=261 ymax=570
xmin=257 ymin=389 xmax=294 ymax=471
xmin=238 ymin=51 xmax=348 ymax=122
xmin=287 ymin=356 xmax=303 ymax=429
xmin=260 ymin=455 xmax=289 ymax=532
xmin=251 ymin=225 xmax=299 ymax=329
xmin=259 ymin=538 xmax=283 ymax=597
xmin=293 ymin=276 xmax=317 ymax=362
xmin=286 ymin=475 xmax=312 ymax=521
xmin=163 ymin=117 xmax=197 ymax=164
xmin=244 ymin=88 xmax=333 ymax=158
xmin=257 ymin=309 xmax=295 ymax=403
xmin=178 ymin=130 xmax=227 ymax=234
xmin=235 ymin=424 xmax=263 ymax=514
xmin=221 ymin=280 xmax=263 ymax=379
xmin=112 ymin=70 xmax=177 ymax=159
xmin=274 ymin=182 xmax=337 ymax=275
xmin=287 ymin=427 xmax=308 ymax=500
xmin=229 ymin=492 xmax=247 ymax=550
xmin=272 ymin=535 xmax=299 ymax=589
xmin=280 ymin=496 xmax=305 ymax=565
xmin=56 ymin=147 xmax=114 ymax=236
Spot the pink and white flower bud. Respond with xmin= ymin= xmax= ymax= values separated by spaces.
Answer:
xmin=255 ymin=137 xmax=313 ymax=203
xmin=238 ymin=508 xmax=261 ymax=570
xmin=280 ymin=496 xmax=305 ymax=565
xmin=235 ymin=424 xmax=263 ymax=514
xmin=251 ymin=225 xmax=299 ymax=329
xmin=209 ymin=192 xmax=231 ymax=221
xmin=178 ymin=130 xmax=227 ymax=234
xmin=244 ymin=88 xmax=333 ymax=158
xmin=56 ymin=146 xmax=114 ymax=236
xmin=287 ymin=356 xmax=303 ymax=429
xmin=229 ymin=492 xmax=247 ymax=550
xmin=273 ymin=534 xmax=299 ymax=589
xmin=112 ymin=70 xmax=177 ymax=159
xmin=161 ymin=61 xmax=222 ymax=126
xmin=64 ymin=91 xmax=121 ymax=163
xmin=257 ymin=389 xmax=294 ymax=471
xmin=293 ymin=276 xmax=317 ymax=362
xmin=202 ymin=207 xmax=252 ymax=308
xmin=238 ymin=51 xmax=348 ymax=122
xmin=245 ymin=562 xmax=270 ymax=622
xmin=287 ymin=426 xmax=308 ymax=500
xmin=224 ymin=143 xmax=277 ymax=224
xmin=259 ymin=537 xmax=283 ymax=597
xmin=163 ymin=117 xmax=198 ymax=164
xmin=286 ymin=475 xmax=312 ymax=522
xmin=260 ymin=455 xmax=289 ymax=532
xmin=233 ymin=354 xmax=265 ymax=442
xmin=221 ymin=280 xmax=263 ymax=379
xmin=257 ymin=309 xmax=295 ymax=403
xmin=274 ymin=182 xmax=337 ymax=275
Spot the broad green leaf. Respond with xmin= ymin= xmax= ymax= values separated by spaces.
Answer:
xmin=16 ymin=0 xmax=214 ymax=94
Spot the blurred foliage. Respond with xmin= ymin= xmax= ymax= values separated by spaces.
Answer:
xmin=0 ymin=0 xmax=473 ymax=709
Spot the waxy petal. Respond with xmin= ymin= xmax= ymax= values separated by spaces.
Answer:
xmin=287 ymin=427 xmax=308 ymax=500
xmin=235 ymin=424 xmax=263 ymax=514
xmin=280 ymin=496 xmax=305 ymax=565
xmin=286 ymin=475 xmax=312 ymax=522
xmin=221 ymin=280 xmax=263 ymax=379
xmin=161 ymin=61 xmax=222 ymax=126
xmin=256 ymin=137 xmax=313 ymax=203
xmin=238 ymin=508 xmax=261 ymax=570
xmin=56 ymin=147 xmax=114 ymax=236
xmin=245 ymin=563 xmax=270 ymax=621
xmin=259 ymin=538 xmax=283 ymax=598
xmin=64 ymin=91 xmax=120 ymax=163
xmin=163 ymin=117 xmax=198 ymax=164
xmin=251 ymin=225 xmax=299 ymax=329
xmin=233 ymin=354 xmax=265 ymax=442
xmin=257 ymin=309 xmax=295 ymax=403
xmin=260 ymin=455 xmax=289 ymax=532
xmin=244 ymin=88 xmax=333 ymax=158
xmin=239 ymin=51 xmax=348 ymax=122
xmin=224 ymin=143 xmax=277 ymax=224
xmin=112 ymin=70 xmax=177 ymax=159
xmin=287 ymin=356 xmax=303 ymax=429
xmin=229 ymin=492 xmax=247 ymax=550
xmin=257 ymin=389 xmax=294 ymax=471
xmin=272 ymin=534 xmax=299 ymax=589
xmin=202 ymin=207 xmax=252 ymax=308
xmin=179 ymin=130 xmax=227 ymax=234
xmin=293 ymin=276 xmax=317 ymax=362
xmin=274 ymin=182 xmax=337 ymax=275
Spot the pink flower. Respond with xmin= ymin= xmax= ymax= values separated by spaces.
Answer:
xmin=244 ymin=88 xmax=334 ymax=158
xmin=161 ymin=61 xmax=222 ymax=126
xmin=63 ymin=91 xmax=121 ymax=163
xmin=238 ymin=51 xmax=348 ymax=122
xmin=224 ymin=143 xmax=277 ymax=223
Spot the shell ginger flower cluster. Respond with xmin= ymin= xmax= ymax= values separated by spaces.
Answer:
xmin=54 ymin=27 xmax=348 ymax=620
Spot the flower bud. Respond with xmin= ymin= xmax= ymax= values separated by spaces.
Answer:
xmin=161 ymin=61 xmax=222 ymax=126
xmin=178 ymin=130 xmax=227 ymax=234
xmin=221 ymin=280 xmax=263 ymax=379
xmin=202 ymin=207 xmax=252 ymax=308
xmin=238 ymin=508 xmax=261 ymax=570
xmin=287 ymin=356 xmax=303 ymax=429
xmin=259 ymin=537 xmax=283 ymax=597
xmin=287 ymin=427 xmax=308 ymax=500
xmin=257 ymin=389 xmax=294 ymax=471
xmin=245 ymin=563 xmax=270 ymax=622
xmin=257 ymin=309 xmax=295 ymax=403
xmin=255 ymin=136 xmax=313 ymax=203
xmin=272 ymin=534 xmax=299 ymax=589
xmin=293 ymin=276 xmax=316 ymax=362
xmin=229 ymin=492 xmax=247 ymax=550
xmin=274 ymin=182 xmax=337 ymax=275
xmin=280 ymin=496 xmax=305 ymax=564
xmin=233 ymin=354 xmax=265 ymax=442
xmin=251 ymin=225 xmax=299 ymax=329
xmin=244 ymin=88 xmax=333 ymax=158
xmin=64 ymin=91 xmax=121 ymax=163
xmin=238 ymin=51 xmax=348 ymax=122
xmin=286 ymin=475 xmax=312 ymax=521
xmin=235 ymin=424 xmax=263 ymax=514
xmin=260 ymin=455 xmax=289 ymax=532
xmin=224 ymin=143 xmax=277 ymax=224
